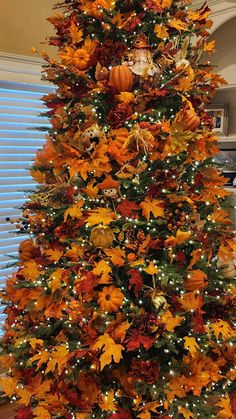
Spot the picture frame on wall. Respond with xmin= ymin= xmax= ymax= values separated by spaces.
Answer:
xmin=214 ymin=149 xmax=236 ymax=186
xmin=206 ymin=104 xmax=229 ymax=137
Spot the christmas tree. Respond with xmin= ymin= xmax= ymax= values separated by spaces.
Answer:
xmin=1 ymin=0 xmax=236 ymax=418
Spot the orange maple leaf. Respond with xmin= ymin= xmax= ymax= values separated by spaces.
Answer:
xmin=92 ymin=333 xmax=123 ymax=370
xmin=28 ymin=350 xmax=51 ymax=370
xmin=165 ymin=230 xmax=191 ymax=247
xmin=44 ymin=248 xmax=63 ymax=262
xmin=103 ymin=247 xmax=126 ymax=267
xmin=86 ymin=208 xmax=117 ymax=226
xmin=69 ymin=21 xmax=83 ymax=44
xmin=92 ymin=260 xmax=112 ymax=283
xmin=45 ymin=346 xmax=69 ymax=375
xmin=168 ymin=18 xmax=189 ymax=31
xmin=20 ymin=261 xmax=42 ymax=281
xmin=99 ymin=389 xmax=117 ymax=411
xmin=216 ymin=394 xmax=234 ymax=419
xmin=140 ymin=198 xmax=164 ymax=221
xmin=178 ymin=292 xmax=204 ymax=312
xmin=161 ymin=310 xmax=184 ymax=332
xmin=64 ymin=199 xmax=84 ymax=221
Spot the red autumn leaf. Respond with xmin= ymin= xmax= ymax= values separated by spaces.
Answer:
xmin=116 ymin=199 xmax=139 ymax=218
xmin=128 ymin=269 xmax=143 ymax=296
xmin=15 ymin=407 xmax=33 ymax=419
xmin=125 ymin=329 xmax=155 ymax=351
xmin=192 ymin=309 xmax=205 ymax=334
xmin=76 ymin=272 xmax=96 ymax=293
xmin=109 ymin=407 xmax=131 ymax=419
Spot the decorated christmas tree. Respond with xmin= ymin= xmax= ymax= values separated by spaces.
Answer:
xmin=1 ymin=0 xmax=236 ymax=418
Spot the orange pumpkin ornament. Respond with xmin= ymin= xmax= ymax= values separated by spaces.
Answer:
xmin=90 ymin=226 xmax=114 ymax=248
xmin=19 ymin=239 xmax=36 ymax=261
xmin=109 ymin=65 xmax=134 ymax=92
xmin=182 ymin=109 xmax=200 ymax=132
xmin=185 ymin=269 xmax=208 ymax=292
xmin=97 ymin=286 xmax=124 ymax=313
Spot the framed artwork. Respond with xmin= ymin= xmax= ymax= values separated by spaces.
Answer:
xmin=214 ymin=149 xmax=236 ymax=186
xmin=206 ymin=104 xmax=229 ymax=137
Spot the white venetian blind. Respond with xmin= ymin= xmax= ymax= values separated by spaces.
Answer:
xmin=0 ymin=79 xmax=53 ymax=331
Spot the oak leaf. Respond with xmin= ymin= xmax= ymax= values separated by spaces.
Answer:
xmin=208 ymin=320 xmax=236 ymax=341
xmin=93 ymin=333 xmax=123 ymax=370
xmin=183 ymin=336 xmax=200 ymax=355
xmin=140 ymin=198 xmax=164 ymax=221
xmin=86 ymin=208 xmax=117 ymax=226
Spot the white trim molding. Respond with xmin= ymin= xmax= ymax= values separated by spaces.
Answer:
xmin=0 ymin=52 xmax=44 ymax=84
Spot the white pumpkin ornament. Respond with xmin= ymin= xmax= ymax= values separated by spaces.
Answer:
xmin=150 ymin=291 xmax=168 ymax=310
xmin=217 ymin=259 xmax=236 ymax=279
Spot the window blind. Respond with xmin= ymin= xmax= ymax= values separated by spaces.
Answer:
xmin=0 ymin=80 xmax=53 ymax=332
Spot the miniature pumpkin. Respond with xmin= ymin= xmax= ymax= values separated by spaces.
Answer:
xmin=109 ymin=65 xmax=134 ymax=92
xmin=182 ymin=109 xmax=200 ymax=132
xmin=185 ymin=269 xmax=208 ymax=291
xmin=97 ymin=286 xmax=124 ymax=313
xmin=90 ymin=226 xmax=114 ymax=248
xmin=19 ymin=239 xmax=36 ymax=261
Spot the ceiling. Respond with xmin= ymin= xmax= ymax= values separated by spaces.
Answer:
xmin=0 ymin=0 xmax=56 ymax=56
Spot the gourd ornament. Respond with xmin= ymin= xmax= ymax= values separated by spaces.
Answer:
xmin=90 ymin=226 xmax=114 ymax=248
xmin=109 ymin=65 xmax=134 ymax=92
xmin=97 ymin=286 xmax=124 ymax=313
xmin=217 ymin=259 xmax=236 ymax=279
xmin=19 ymin=239 xmax=37 ymax=262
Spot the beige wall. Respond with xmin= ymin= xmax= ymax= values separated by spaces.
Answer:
xmin=0 ymin=0 xmax=55 ymax=56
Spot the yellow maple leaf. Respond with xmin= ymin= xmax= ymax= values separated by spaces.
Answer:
xmin=28 ymin=351 xmax=50 ymax=370
xmin=161 ymin=310 xmax=184 ymax=332
xmin=49 ymin=269 xmax=67 ymax=294
xmin=216 ymin=394 xmax=233 ymax=419
xmin=20 ymin=261 xmax=42 ymax=281
xmin=64 ymin=199 xmax=84 ymax=221
xmin=83 ymin=36 xmax=98 ymax=55
xmin=116 ymin=92 xmax=134 ymax=104
xmin=92 ymin=260 xmax=112 ymax=283
xmin=28 ymin=338 xmax=44 ymax=350
xmin=45 ymin=346 xmax=69 ymax=375
xmin=93 ymin=333 xmax=123 ymax=370
xmin=178 ymin=292 xmax=204 ymax=312
xmin=33 ymin=406 xmax=51 ymax=419
xmin=44 ymin=248 xmax=63 ymax=262
xmin=0 ymin=376 xmax=18 ymax=397
xmin=208 ymin=320 xmax=236 ymax=341
xmin=140 ymin=198 xmax=164 ymax=221
xmin=112 ymin=320 xmax=131 ymax=342
xmin=203 ymin=40 xmax=216 ymax=53
xmin=103 ymin=247 xmax=126 ymax=267
xmin=86 ymin=207 xmax=117 ymax=226
xmin=69 ymin=21 xmax=83 ymax=44
xmin=65 ymin=243 xmax=85 ymax=261
xmin=161 ymin=0 xmax=173 ymax=7
xmin=154 ymin=24 xmax=169 ymax=39
xmin=17 ymin=387 xmax=32 ymax=406
xmin=144 ymin=261 xmax=159 ymax=275
xmin=183 ymin=336 xmax=200 ymax=355
xmin=168 ymin=18 xmax=189 ymax=31
xmin=99 ymin=389 xmax=117 ymax=411
xmin=138 ymin=401 xmax=160 ymax=419
xmin=178 ymin=406 xmax=196 ymax=419
xmin=83 ymin=180 xmax=99 ymax=198
xmin=165 ymin=230 xmax=191 ymax=247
